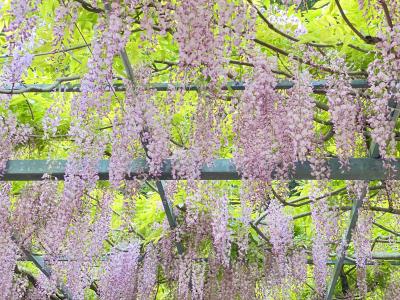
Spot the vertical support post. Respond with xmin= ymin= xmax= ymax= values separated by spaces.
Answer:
xmin=325 ymin=188 xmax=365 ymax=299
xmin=326 ymin=99 xmax=400 ymax=299
xmin=108 ymin=10 xmax=185 ymax=254
xmin=26 ymin=253 xmax=73 ymax=299
xmin=12 ymin=236 xmax=73 ymax=299
xmin=156 ymin=181 xmax=184 ymax=254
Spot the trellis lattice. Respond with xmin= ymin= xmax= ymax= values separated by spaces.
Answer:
xmin=4 ymin=85 xmax=400 ymax=300
xmin=2 ymin=0 xmax=400 ymax=299
xmin=3 ymin=74 xmax=400 ymax=300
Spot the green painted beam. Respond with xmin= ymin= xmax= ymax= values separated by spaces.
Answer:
xmin=18 ymin=253 xmax=400 ymax=266
xmin=3 ymin=158 xmax=400 ymax=181
xmin=27 ymin=253 xmax=73 ymax=299
xmin=325 ymin=189 xmax=365 ymax=299
xmin=0 ymin=79 xmax=369 ymax=94
xmin=321 ymin=259 xmax=400 ymax=266
xmin=155 ymin=180 xmax=184 ymax=255
xmin=116 ymin=40 xmax=185 ymax=255
xmin=21 ymin=254 xmax=400 ymax=265
xmin=12 ymin=235 xmax=73 ymax=299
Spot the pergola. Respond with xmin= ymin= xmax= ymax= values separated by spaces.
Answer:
xmin=1 ymin=1 xmax=399 ymax=299
xmin=2 ymin=71 xmax=400 ymax=300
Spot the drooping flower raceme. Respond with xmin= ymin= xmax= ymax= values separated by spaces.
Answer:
xmin=0 ymin=184 xmax=18 ymax=299
xmin=310 ymin=183 xmax=339 ymax=295
xmin=237 ymin=184 xmax=253 ymax=257
xmin=327 ymin=58 xmax=361 ymax=167
xmin=353 ymin=209 xmax=373 ymax=297
xmin=46 ymin=191 xmax=114 ymax=299
xmin=174 ymin=0 xmax=221 ymax=76
xmin=191 ymin=261 xmax=206 ymax=300
xmin=268 ymin=5 xmax=307 ymax=36
xmin=0 ymin=46 xmax=34 ymax=88
xmin=13 ymin=179 xmax=59 ymax=247
xmin=4 ymin=0 xmax=39 ymax=48
xmin=367 ymin=16 xmax=400 ymax=158
xmin=99 ymin=242 xmax=141 ymax=300
xmin=347 ymin=181 xmax=371 ymax=297
xmin=42 ymin=95 xmax=64 ymax=139
xmin=73 ymin=2 xmax=130 ymax=119
xmin=286 ymin=69 xmax=316 ymax=162
xmin=234 ymin=55 xmax=301 ymax=180
xmin=174 ymin=0 xmax=245 ymax=80
xmin=53 ymin=1 xmax=79 ymax=45
xmin=42 ymin=124 xmax=106 ymax=254
xmin=0 ymin=112 xmax=31 ymax=174
xmin=1 ymin=0 xmax=38 ymax=97
xmin=110 ymin=74 xmax=170 ymax=186
xmin=40 ymin=3 xmax=130 ymax=257
xmin=177 ymin=256 xmax=192 ymax=299
xmin=211 ymin=194 xmax=231 ymax=267
xmin=265 ymin=198 xmax=293 ymax=275
xmin=234 ymin=56 xmax=279 ymax=180
xmin=171 ymin=93 xmax=223 ymax=180
xmin=137 ymin=244 xmax=158 ymax=299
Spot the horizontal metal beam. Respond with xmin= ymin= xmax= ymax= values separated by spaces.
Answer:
xmin=0 ymin=79 xmax=369 ymax=94
xmin=2 ymin=158 xmax=400 ymax=181
xmin=20 ymin=254 xmax=400 ymax=265
xmin=321 ymin=259 xmax=400 ymax=266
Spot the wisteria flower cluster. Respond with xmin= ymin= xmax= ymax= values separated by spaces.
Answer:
xmin=2 ymin=0 xmax=400 ymax=299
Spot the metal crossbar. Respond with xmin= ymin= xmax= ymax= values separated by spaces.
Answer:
xmin=19 ymin=254 xmax=400 ymax=265
xmin=3 ymin=158 xmax=400 ymax=181
xmin=0 ymin=79 xmax=370 ymax=94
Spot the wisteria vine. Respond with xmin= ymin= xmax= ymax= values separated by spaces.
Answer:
xmin=1 ymin=0 xmax=400 ymax=299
